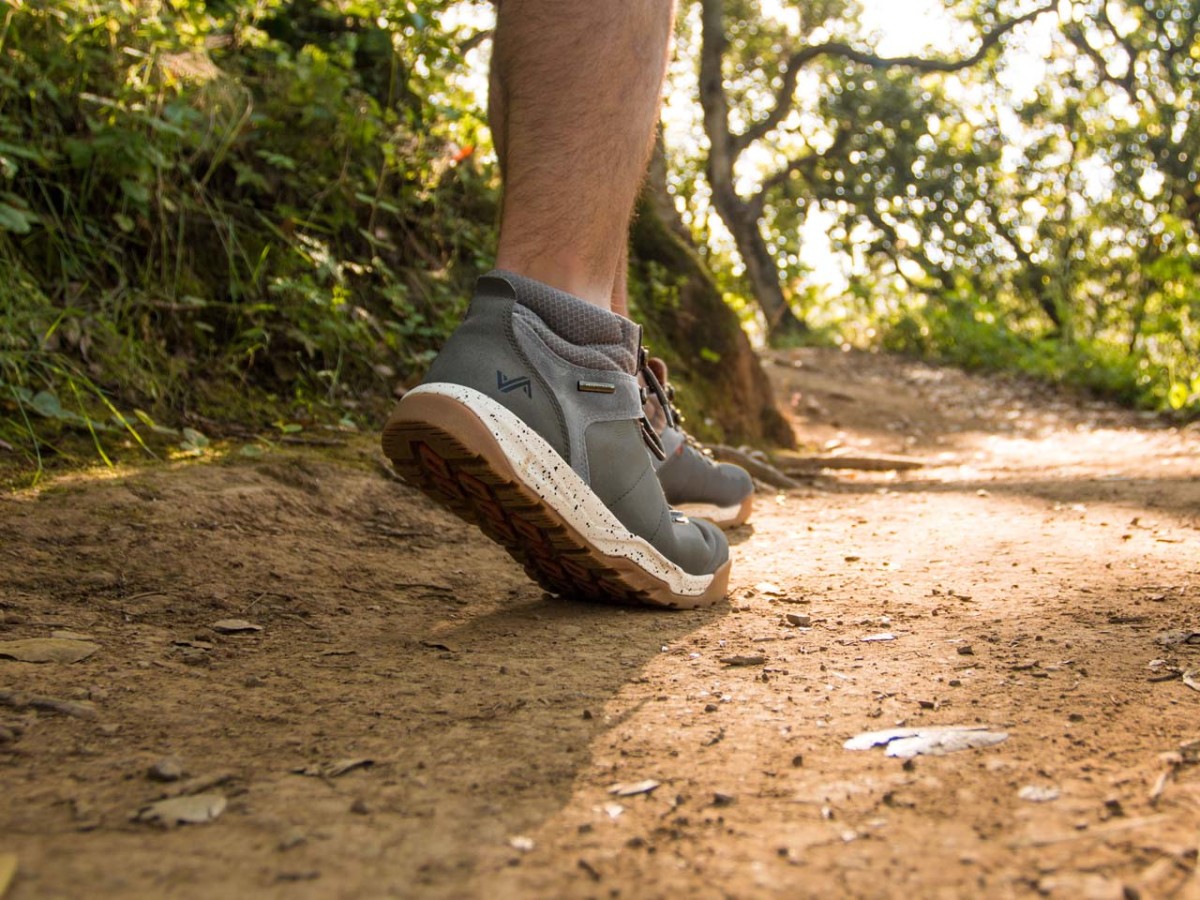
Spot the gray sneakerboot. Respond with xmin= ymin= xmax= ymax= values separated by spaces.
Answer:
xmin=641 ymin=358 xmax=755 ymax=528
xmin=381 ymin=271 xmax=731 ymax=609
xmin=654 ymin=426 xmax=756 ymax=528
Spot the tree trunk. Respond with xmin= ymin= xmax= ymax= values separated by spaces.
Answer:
xmin=697 ymin=0 xmax=807 ymax=343
xmin=627 ymin=142 xmax=795 ymax=449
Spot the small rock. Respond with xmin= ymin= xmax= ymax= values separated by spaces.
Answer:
xmin=786 ymin=613 xmax=812 ymax=627
xmin=136 ymin=793 xmax=226 ymax=827
xmin=349 ymin=799 xmax=371 ymax=815
xmin=243 ymin=675 xmax=265 ymax=688
xmin=713 ymin=792 xmax=736 ymax=807
xmin=958 ymin=645 xmax=975 ymax=656
xmin=148 ymin=757 xmax=185 ymax=783
xmin=791 ymin=754 xmax=804 ymax=767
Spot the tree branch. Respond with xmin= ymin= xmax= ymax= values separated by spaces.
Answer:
xmin=734 ymin=3 xmax=1056 ymax=152
xmin=754 ymin=126 xmax=850 ymax=201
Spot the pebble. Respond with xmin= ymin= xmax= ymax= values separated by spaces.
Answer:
xmin=958 ymin=645 xmax=975 ymax=656
xmin=786 ymin=613 xmax=812 ymax=627
xmin=350 ymin=799 xmax=371 ymax=815
xmin=148 ymin=756 xmax=185 ymax=782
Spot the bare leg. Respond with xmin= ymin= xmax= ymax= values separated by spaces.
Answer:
xmin=490 ymin=0 xmax=675 ymax=310
xmin=611 ymin=240 xmax=630 ymax=318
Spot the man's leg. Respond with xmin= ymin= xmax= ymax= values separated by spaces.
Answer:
xmin=488 ymin=0 xmax=672 ymax=309
xmin=382 ymin=0 xmax=731 ymax=608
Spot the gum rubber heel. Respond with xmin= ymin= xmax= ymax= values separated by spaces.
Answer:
xmin=382 ymin=391 xmax=730 ymax=609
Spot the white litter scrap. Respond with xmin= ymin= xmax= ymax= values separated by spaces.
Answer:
xmin=844 ymin=726 xmax=1009 ymax=758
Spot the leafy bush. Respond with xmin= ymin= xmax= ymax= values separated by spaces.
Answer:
xmin=0 ymin=0 xmax=496 ymax=473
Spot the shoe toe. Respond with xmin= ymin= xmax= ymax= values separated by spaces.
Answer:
xmin=684 ymin=514 xmax=730 ymax=571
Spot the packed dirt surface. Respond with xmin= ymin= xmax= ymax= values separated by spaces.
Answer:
xmin=2 ymin=347 xmax=1199 ymax=899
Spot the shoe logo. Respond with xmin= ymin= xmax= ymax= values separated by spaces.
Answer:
xmin=496 ymin=370 xmax=533 ymax=398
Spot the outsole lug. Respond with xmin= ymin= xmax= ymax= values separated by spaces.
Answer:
xmin=385 ymin=423 xmax=661 ymax=607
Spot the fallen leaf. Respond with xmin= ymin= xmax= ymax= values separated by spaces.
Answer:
xmin=844 ymin=726 xmax=1009 ymax=758
xmin=608 ymin=780 xmax=660 ymax=797
xmin=157 ymin=771 xmax=235 ymax=799
xmin=210 ymin=619 xmax=262 ymax=634
xmin=1018 ymin=785 xmax=1061 ymax=803
xmin=0 ymin=854 xmax=15 ymax=899
xmin=0 ymin=638 xmax=100 ymax=664
xmin=136 ymin=793 xmax=226 ymax=827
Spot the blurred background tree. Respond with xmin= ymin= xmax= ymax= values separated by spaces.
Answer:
xmin=1 ymin=0 xmax=1196 ymax=478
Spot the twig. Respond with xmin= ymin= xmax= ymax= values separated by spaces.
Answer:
xmin=0 ymin=689 xmax=97 ymax=720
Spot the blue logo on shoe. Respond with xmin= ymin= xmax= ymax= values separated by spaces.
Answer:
xmin=496 ymin=370 xmax=533 ymax=398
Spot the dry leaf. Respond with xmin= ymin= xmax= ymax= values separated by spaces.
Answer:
xmin=210 ymin=619 xmax=262 ymax=634
xmin=0 ymin=638 xmax=100 ymax=664
xmin=845 ymin=726 xmax=1009 ymax=757
xmin=1018 ymin=785 xmax=1061 ymax=803
xmin=608 ymin=780 xmax=660 ymax=797
xmin=136 ymin=793 xmax=226 ymax=827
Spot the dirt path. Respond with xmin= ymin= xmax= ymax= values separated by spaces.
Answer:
xmin=2 ymin=348 xmax=1198 ymax=899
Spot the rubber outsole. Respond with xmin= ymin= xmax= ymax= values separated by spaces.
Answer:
xmin=381 ymin=391 xmax=730 ymax=610
xmin=676 ymin=493 xmax=755 ymax=530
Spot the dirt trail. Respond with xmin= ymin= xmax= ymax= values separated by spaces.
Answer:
xmin=2 ymin=348 xmax=1199 ymax=899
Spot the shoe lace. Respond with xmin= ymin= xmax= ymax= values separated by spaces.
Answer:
xmin=638 ymin=347 xmax=674 ymax=461
xmin=637 ymin=349 xmax=719 ymax=467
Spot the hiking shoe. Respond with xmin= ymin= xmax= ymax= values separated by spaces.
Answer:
xmin=642 ymin=359 xmax=755 ymax=528
xmin=654 ymin=426 xmax=755 ymax=527
xmin=381 ymin=271 xmax=731 ymax=609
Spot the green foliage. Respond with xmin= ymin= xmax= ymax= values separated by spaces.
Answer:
xmin=670 ymin=0 xmax=1199 ymax=418
xmin=0 ymin=0 xmax=497 ymax=476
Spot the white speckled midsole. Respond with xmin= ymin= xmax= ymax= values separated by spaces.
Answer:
xmin=405 ymin=383 xmax=715 ymax=597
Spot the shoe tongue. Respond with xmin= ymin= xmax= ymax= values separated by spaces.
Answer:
xmin=480 ymin=270 xmax=640 ymax=370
